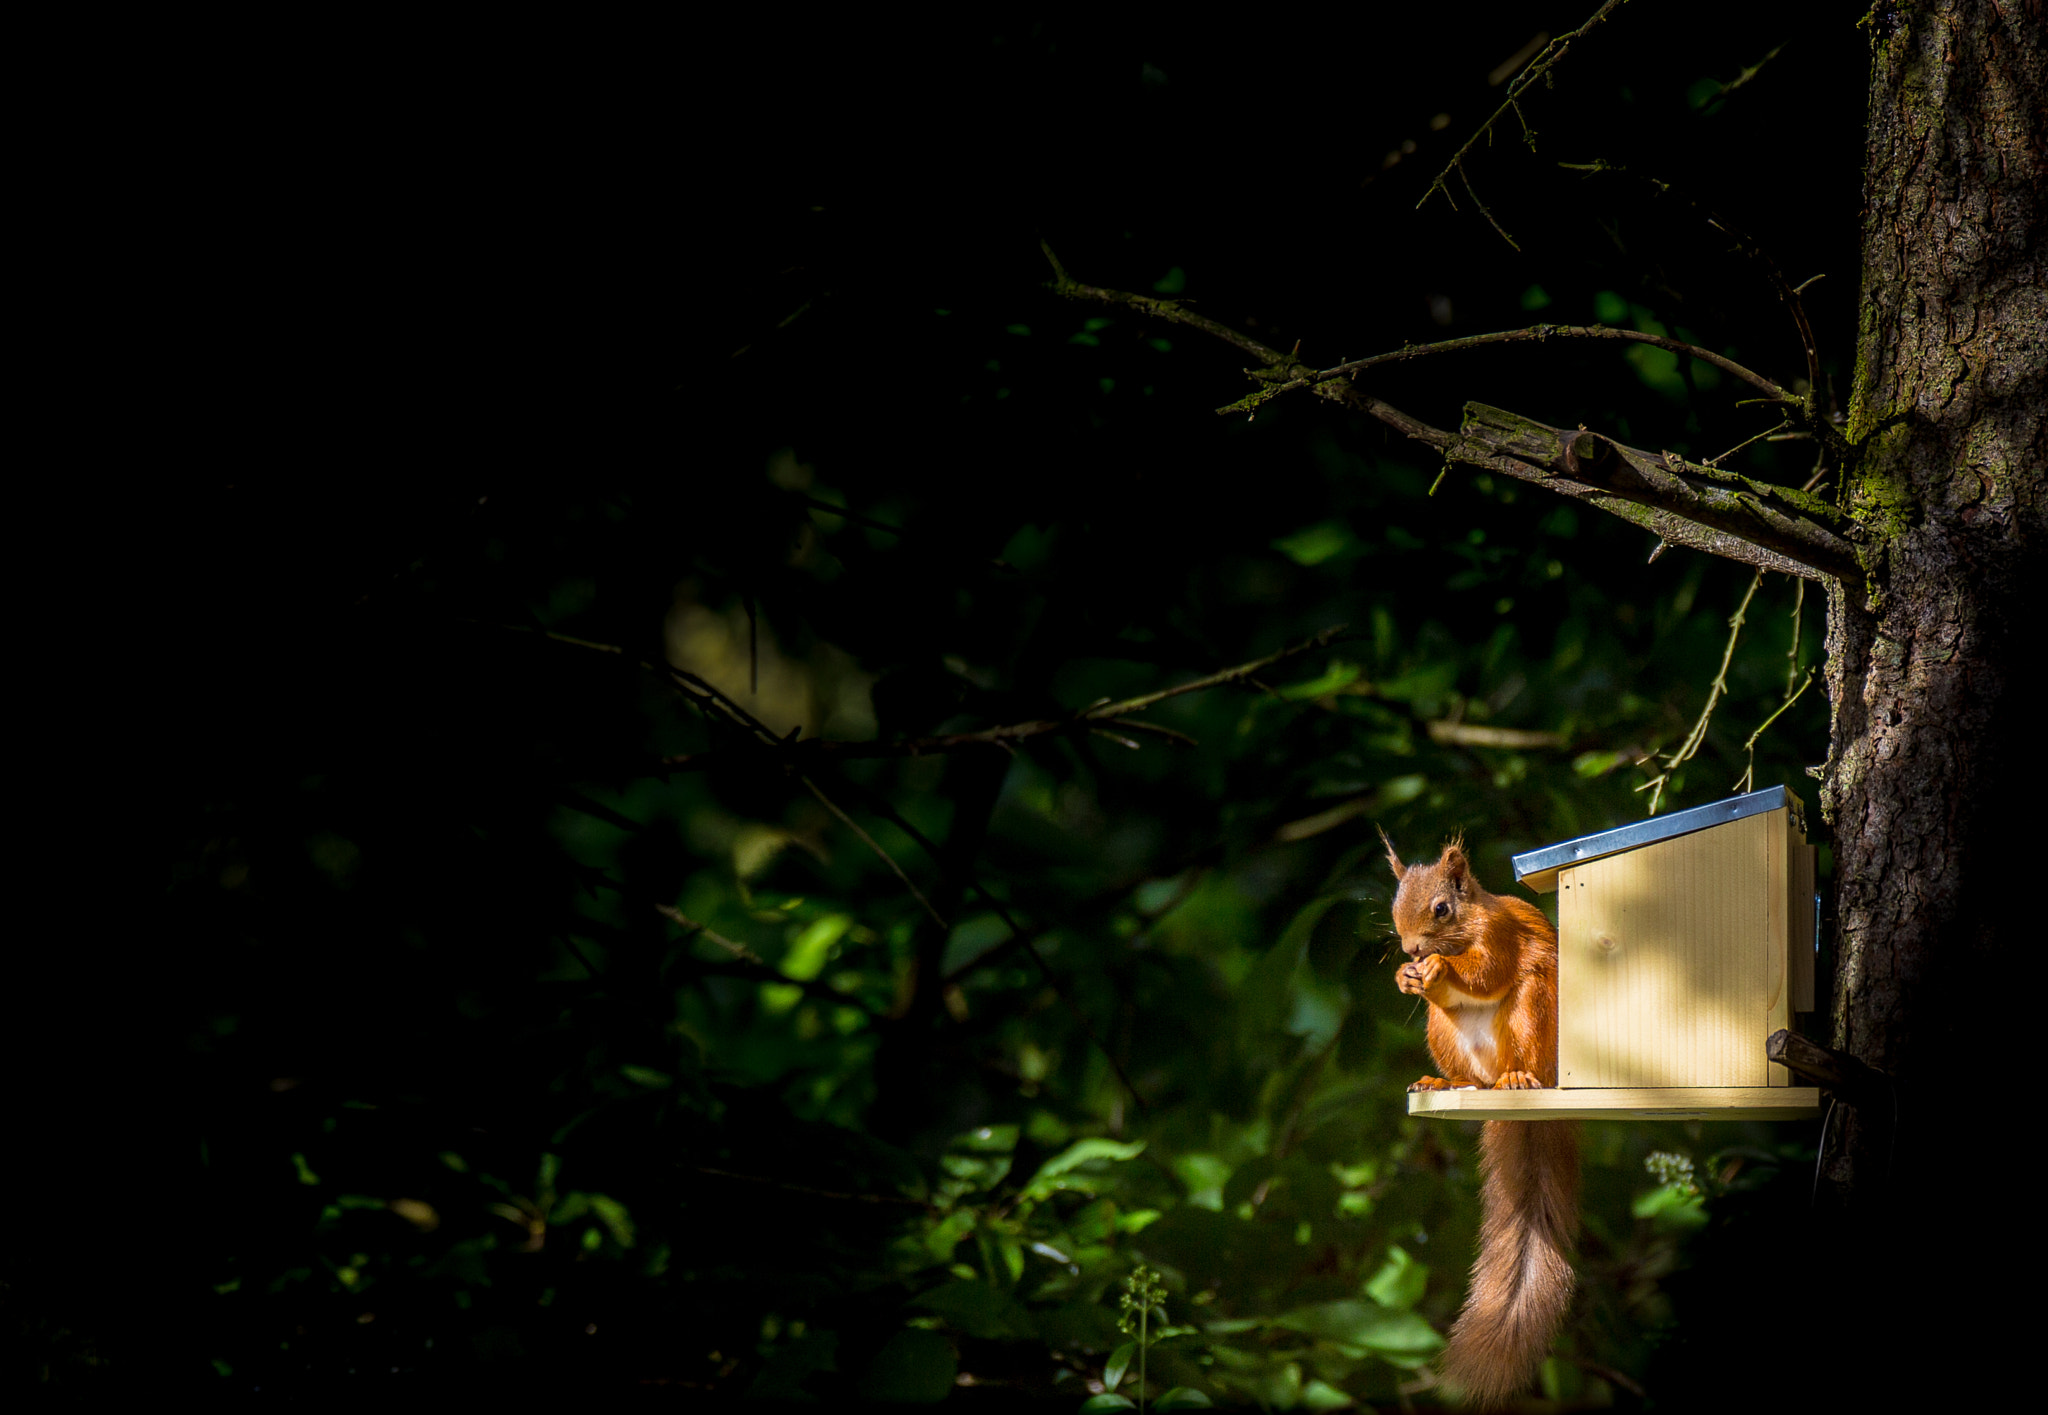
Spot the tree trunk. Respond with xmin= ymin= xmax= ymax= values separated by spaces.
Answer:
xmin=1821 ymin=0 xmax=2043 ymax=1213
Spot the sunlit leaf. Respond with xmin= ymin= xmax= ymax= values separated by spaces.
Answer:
xmin=1363 ymin=1246 xmax=1428 ymax=1310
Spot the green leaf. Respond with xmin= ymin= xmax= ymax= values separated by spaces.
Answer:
xmin=1156 ymin=1389 xmax=1215 ymax=1409
xmin=1632 ymin=1183 xmax=1709 ymax=1230
xmin=1363 ymin=1246 xmax=1428 ymax=1310
xmin=1572 ymin=750 xmax=1622 ymax=778
xmin=1080 ymin=1396 xmax=1137 ymax=1412
xmin=1271 ymin=1300 xmax=1444 ymax=1358
xmin=1301 ymin=1378 xmax=1354 ymax=1409
xmin=1373 ymin=660 xmax=1457 ymax=704
xmin=924 ymin=1209 xmax=976 ymax=1260
xmin=589 ymin=1193 xmax=635 ymax=1247
xmin=1273 ymin=521 xmax=1354 ymax=567
xmin=1277 ymin=660 xmax=1362 ymax=699
xmin=953 ymin=1123 xmax=1019 ymax=1153
xmin=1105 ymin=1340 xmax=1136 ymax=1390
xmin=782 ymin=913 xmax=852 ymax=980
xmin=1171 ymin=1155 xmax=1231 ymax=1211
xmin=1023 ymin=1138 xmax=1147 ymax=1199
xmin=1152 ymin=267 xmax=1187 ymax=294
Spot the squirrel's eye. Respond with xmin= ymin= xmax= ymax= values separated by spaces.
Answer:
xmin=1433 ymin=901 xmax=1449 ymax=919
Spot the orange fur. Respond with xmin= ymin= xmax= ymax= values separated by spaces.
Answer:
xmin=1384 ymin=833 xmax=1578 ymax=1407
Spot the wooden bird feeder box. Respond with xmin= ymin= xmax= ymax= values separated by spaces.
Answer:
xmin=1409 ymin=786 xmax=1823 ymax=1122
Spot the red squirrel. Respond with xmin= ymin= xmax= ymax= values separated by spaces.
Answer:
xmin=1383 ymin=831 xmax=1577 ymax=1408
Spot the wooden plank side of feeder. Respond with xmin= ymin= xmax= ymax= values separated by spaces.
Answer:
xmin=1407 ymin=1087 xmax=1823 ymax=1121
xmin=1558 ymin=813 xmax=1774 ymax=1089
xmin=1790 ymin=833 xmax=1816 ymax=1012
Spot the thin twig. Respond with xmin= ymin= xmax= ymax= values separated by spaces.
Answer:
xmin=801 ymin=774 xmax=949 ymax=930
xmin=810 ymin=767 xmax=1151 ymax=1111
xmin=1733 ymin=667 xmax=1815 ymax=795
xmin=804 ymin=496 xmax=903 ymax=537
xmin=1043 ymin=241 xmax=1281 ymax=364
xmin=1050 ymin=272 xmax=1856 ymax=582
xmin=1706 ymin=419 xmax=1793 ymax=467
xmin=1418 ymin=0 xmax=1631 ymax=229
xmin=804 ymin=496 xmax=1016 ymax=571
xmin=1555 ymin=163 xmax=1836 ymax=450
xmin=1314 ymin=325 xmax=1793 ymax=404
xmin=1708 ymin=41 xmax=1788 ymax=104
xmin=653 ymin=627 xmax=1343 ymax=770
xmin=655 ymin=903 xmax=767 ymax=965
xmin=1082 ymin=626 xmax=1350 ymax=719
xmin=1458 ymin=160 xmax=1519 ymax=250
xmin=1635 ymin=569 xmax=1765 ymax=813
xmin=1785 ymin=578 xmax=1807 ymax=696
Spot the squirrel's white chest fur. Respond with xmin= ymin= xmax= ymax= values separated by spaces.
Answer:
xmin=1439 ymin=987 xmax=1501 ymax=1085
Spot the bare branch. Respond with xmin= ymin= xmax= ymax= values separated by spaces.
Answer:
xmin=1043 ymin=241 xmax=1281 ymax=363
xmin=1458 ymin=160 xmax=1520 ymax=250
xmin=1418 ymin=0 xmax=1632 ymax=235
xmin=655 ymin=903 xmax=768 ymax=965
xmin=653 ymin=626 xmax=1345 ymax=771
xmin=1049 ymin=273 xmax=1858 ymax=583
xmin=1439 ymin=402 xmax=1856 ymax=579
xmin=1312 ymin=324 xmax=1795 ymax=403
xmin=1082 ymin=625 xmax=1350 ymax=719
xmin=1319 ymin=388 xmax=1857 ymax=582
xmin=1426 ymin=722 xmax=1570 ymax=748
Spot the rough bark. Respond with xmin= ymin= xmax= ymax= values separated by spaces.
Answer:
xmin=1820 ymin=0 xmax=2044 ymax=1211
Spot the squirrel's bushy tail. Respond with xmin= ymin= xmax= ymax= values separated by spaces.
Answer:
xmin=1441 ymin=1119 xmax=1580 ymax=1408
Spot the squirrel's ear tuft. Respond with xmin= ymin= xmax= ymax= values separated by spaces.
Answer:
xmin=1378 ymin=825 xmax=1405 ymax=881
xmin=1439 ymin=840 xmax=1469 ymax=886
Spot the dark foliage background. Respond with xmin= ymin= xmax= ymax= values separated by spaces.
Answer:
xmin=17 ymin=5 xmax=1871 ymax=1405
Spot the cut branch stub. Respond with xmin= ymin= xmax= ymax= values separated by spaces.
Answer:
xmin=1563 ymin=431 xmax=1612 ymax=479
xmin=1454 ymin=403 xmax=1861 ymax=583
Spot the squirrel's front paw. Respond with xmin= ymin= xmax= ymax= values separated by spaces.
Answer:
xmin=1493 ymin=1071 xmax=1545 ymax=1090
xmin=1396 ymin=956 xmax=1449 ymax=997
xmin=1407 ymin=1076 xmax=1454 ymax=1093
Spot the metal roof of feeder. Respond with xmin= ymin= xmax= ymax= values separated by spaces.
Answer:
xmin=1512 ymin=785 xmax=1803 ymax=887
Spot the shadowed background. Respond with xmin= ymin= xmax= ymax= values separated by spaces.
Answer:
xmin=17 ymin=5 xmax=1871 ymax=1403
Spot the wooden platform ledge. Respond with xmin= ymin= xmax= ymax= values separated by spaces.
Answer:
xmin=1407 ymin=1087 xmax=1823 ymax=1121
